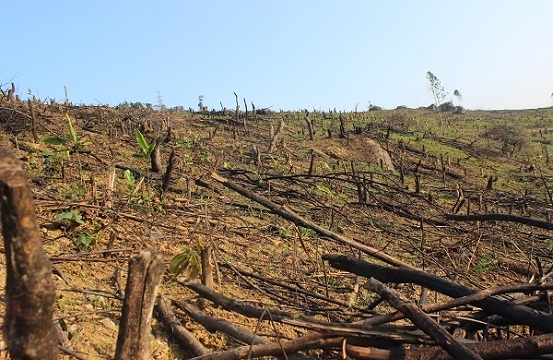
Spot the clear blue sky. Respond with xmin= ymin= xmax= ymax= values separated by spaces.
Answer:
xmin=2 ymin=1 xmax=552 ymax=111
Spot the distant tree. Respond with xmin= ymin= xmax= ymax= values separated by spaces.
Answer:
xmin=453 ymin=89 xmax=463 ymax=106
xmin=198 ymin=95 xmax=206 ymax=112
xmin=426 ymin=71 xmax=448 ymax=108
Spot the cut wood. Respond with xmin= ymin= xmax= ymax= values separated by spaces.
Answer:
xmin=323 ymin=254 xmax=553 ymax=333
xmin=0 ymin=148 xmax=59 ymax=360
xmin=114 ymin=250 xmax=165 ymax=360
xmin=174 ymin=300 xmax=270 ymax=345
xmin=210 ymin=171 xmax=414 ymax=268
xmin=157 ymin=295 xmax=209 ymax=356
xmin=366 ymin=277 xmax=483 ymax=360
xmin=445 ymin=212 xmax=553 ymax=230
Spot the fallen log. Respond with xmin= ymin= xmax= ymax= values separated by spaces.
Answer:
xmin=445 ymin=213 xmax=553 ymax=230
xmin=157 ymin=295 xmax=209 ymax=356
xmin=323 ymin=254 xmax=553 ymax=333
xmin=366 ymin=277 xmax=483 ymax=360
xmin=210 ymin=171 xmax=413 ymax=268
xmin=394 ymin=332 xmax=553 ymax=360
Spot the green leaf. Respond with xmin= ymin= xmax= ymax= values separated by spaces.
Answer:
xmin=43 ymin=136 xmax=69 ymax=145
xmin=187 ymin=251 xmax=202 ymax=280
xmin=169 ymin=251 xmax=191 ymax=276
xmin=76 ymin=234 xmax=94 ymax=248
xmin=316 ymin=184 xmax=334 ymax=197
xmin=123 ymin=169 xmax=135 ymax=187
xmin=56 ymin=211 xmax=75 ymax=220
xmin=147 ymin=141 xmax=157 ymax=155
xmin=56 ymin=209 xmax=84 ymax=225
xmin=135 ymin=129 xmax=149 ymax=154
xmin=66 ymin=114 xmax=77 ymax=143
xmin=132 ymin=153 xmax=147 ymax=159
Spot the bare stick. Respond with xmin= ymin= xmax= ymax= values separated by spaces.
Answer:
xmin=268 ymin=118 xmax=285 ymax=153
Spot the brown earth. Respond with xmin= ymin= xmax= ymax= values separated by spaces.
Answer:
xmin=0 ymin=101 xmax=551 ymax=359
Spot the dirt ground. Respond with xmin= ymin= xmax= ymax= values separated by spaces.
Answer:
xmin=0 ymin=102 xmax=552 ymax=359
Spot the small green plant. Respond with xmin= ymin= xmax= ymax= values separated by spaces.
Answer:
xmin=56 ymin=208 xmax=84 ymax=227
xmin=133 ymin=129 xmax=156 ymax=159
xmin=475 ymin=254 xmax=497 ymax=272
xmin=42 ymin=114 xmax=90 ymax=178
xmin=74 ymin=233 xmax=95 ymax=249
xmin=59 ymin=183 xmax=86 ymax=200
xmin=169 ymin=238 xmax=203 ymax=279
xmin=43 ymin=114 xmax=88 ymax=153
xmin=123 ymin=169 xmax=137 ymax=192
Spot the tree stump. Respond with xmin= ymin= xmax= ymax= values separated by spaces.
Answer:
xmin=115 ymin=250 xmax=165 ymax=360
xmin=0 ymin=148 xmax=59 ymax=359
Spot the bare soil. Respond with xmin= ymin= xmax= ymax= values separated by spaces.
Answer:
xmin=0 ymin=101 xmax=552 ymax=359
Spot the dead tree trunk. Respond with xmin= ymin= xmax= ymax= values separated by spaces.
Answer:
xmin=150 ymin=128 xmax=172 ymax=173
xmin=268 ymin=118 xmax=285 ymax=154
xmin=304 ymin=112 xmax=314 ymax=140
xmin=0 ymin=148 xmax=59 ymax=360
xmin=115 ymin=250 xmax=165 ymax=360
xmin=28 ymin=99 xmax=39 ymax=143
xmin=7 ymin=83 xmax=15 ymax=102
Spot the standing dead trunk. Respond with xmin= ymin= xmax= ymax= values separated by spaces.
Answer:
xmin=0 ymin=148 xmax=59 ymax=360
xmin=304 ymin=112 xmax=314 ymax=140
xmin=28 ymin=99 xmax=39 ymax=143
xmin=115 ymin=250 xmax=165 ymax=360
xmin=268 ymin=118 xmax=285 ymax=154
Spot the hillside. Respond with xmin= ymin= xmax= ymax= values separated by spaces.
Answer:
xmin=1 ymin=99 xmax=553 ymax=359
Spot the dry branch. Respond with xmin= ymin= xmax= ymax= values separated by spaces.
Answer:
xmin=187 ymin=332 xmax=344 ymax=360
xmin=27 ymin=99 xmax=39 ymax=143
xmin=323 ymin=254 xmax=553 ymax=333
xmin=0 ymin=148 xmax=59 ymax=359
xmin=210 ymin=171 xmax=413 ymax=268
xmin=366 ymin=277 xmax=483 ymax=360
xmin=174 ymin=300 xmax=270 ymax=345
xmin=445 ymin=212 xmax=553 ymax=230
xmin=268 ymin=118 xmax=285 ymax=153
xmin=396 ymin=333 xmax=553 ymax=360
xmin=180 ymin=281 xmax=430 ymax=343
xmin=157 ymin=295 xmax=209 ymax=356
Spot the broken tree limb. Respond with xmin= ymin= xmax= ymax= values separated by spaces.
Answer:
xmin=174 ymin=300 xmax=270 ymax=345
xmin=210 ymin=171 xmax=414 ymax=268
xmin=179 ymin=281 xmax=431 ymax=343
xmin=0 ymin=148 xmax=59 ymax=360
xmin=366 ymin=277 xmax=483 ymax=360
xmin=445 ymin=212 xmax=553 ymax=230
xmin=157 ymin=295 xmax=209 ymax=356
xmin=323 ymin=254 xmax=553 ymax=333
xmin=395 ymin=332 xmax=553 ymax=360
xmin=114 ymin=250 xmax=165 ymax=360
xmin=187 ymin=332 xmax=344 ymax=360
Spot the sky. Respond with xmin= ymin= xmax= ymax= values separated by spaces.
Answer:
xmin=2 ymin=1 xmax=552 ymax=111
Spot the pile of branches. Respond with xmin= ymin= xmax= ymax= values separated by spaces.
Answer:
xmin=154 ymin=173 xmax=553 ymax=360
xmin=158 ymin=258 xmax=553 ymax=360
